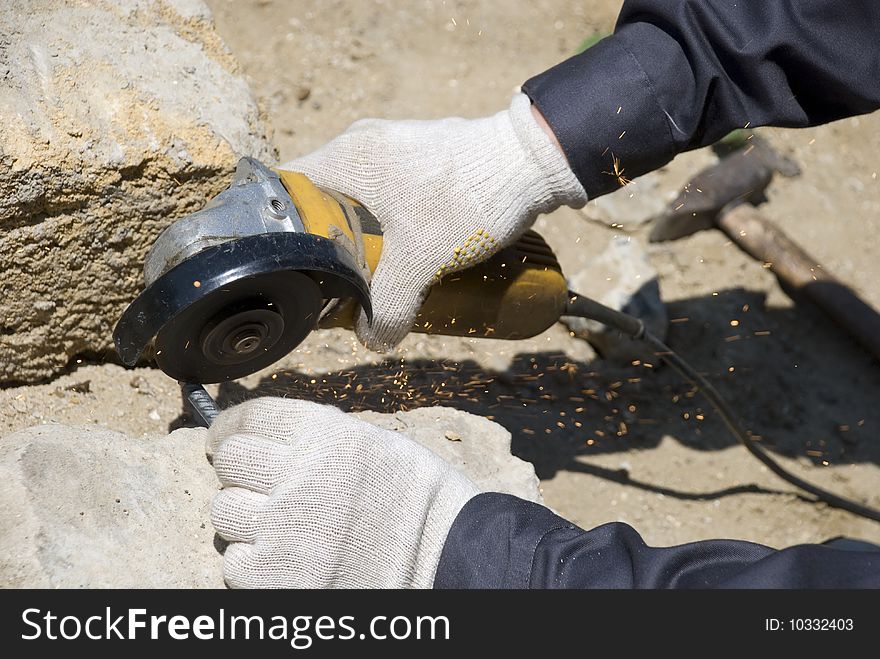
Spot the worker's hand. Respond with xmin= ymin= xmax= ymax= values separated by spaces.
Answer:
xmin=206 ymin=397 xmax=480 ymax=589
xmin=284 ymin=93 xmax=586 ymax=351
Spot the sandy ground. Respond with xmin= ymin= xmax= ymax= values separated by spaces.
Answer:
xmin=4 ymin=0 xmax=880 ymax=550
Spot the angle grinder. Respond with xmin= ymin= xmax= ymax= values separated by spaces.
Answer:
xmin=114 ymin=157 xmax=570 ymax=408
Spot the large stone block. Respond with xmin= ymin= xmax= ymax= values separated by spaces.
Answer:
xmin=0 ymin=424 xmax=221 ymax=588
xmin=0 ymin=0 xmax=275 ymax=383
xmin=0 ymin=407 xmax=540 ymax=587
xmin=358 ymin=407 xmax=543 ymax=504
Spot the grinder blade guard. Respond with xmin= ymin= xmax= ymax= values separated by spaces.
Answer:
xmin=113 ymin=158 xmax=372 ymax=384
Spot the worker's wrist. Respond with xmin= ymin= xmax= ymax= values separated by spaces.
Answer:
xmin=530 ymin=102 xmax=567 ymax=162
xmin=507 ymin=93 xmax=587 ymax=210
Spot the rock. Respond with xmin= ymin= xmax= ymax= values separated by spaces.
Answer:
xmin=0 ymin=0 xmax=275 ymax=383
xmin=64 ymin=380 xmax=91 ymax=394
xmin=0 ymin=424 xmax=222 ymax=588
xmin=295 ymin=84 xmax=312 ymax=101
xmin=130 ymin=374 xmax=154 ymax=396
xmin=562 ymin=236 xmax=668 ymax=364
xmin=357 ymin=407 xmax=543 ymax=503
xmin=1 ymin=406 xmax=540 ymax=587
xmin=581 ymin=171 xmax=669 ymax=229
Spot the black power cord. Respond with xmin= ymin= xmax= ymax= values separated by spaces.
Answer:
xmin=565 ymin=291 xmax=880 ymax=523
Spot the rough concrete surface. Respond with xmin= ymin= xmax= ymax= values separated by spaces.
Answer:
xmin=0 ymin=0 xmax=274 ymax=383
xmin=0 ymin=424 xmax=222 ymax=588
xmin=358 ymin=407 xmax=543 ymax=503
xmin=1 ymin=407 xmax=539 ymax=587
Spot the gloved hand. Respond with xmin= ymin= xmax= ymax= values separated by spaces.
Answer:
xmin=285 ymin=93 xmax=587 ymax=351
xmin=207 ymin=397 xmax=480 ymax=588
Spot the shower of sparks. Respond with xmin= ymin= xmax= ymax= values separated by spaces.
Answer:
xmin=237 ymin=349 xmax=693 ymax=454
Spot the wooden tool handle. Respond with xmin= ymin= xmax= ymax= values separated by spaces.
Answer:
xmin=717 ymin=204 xmax=880 ymax=361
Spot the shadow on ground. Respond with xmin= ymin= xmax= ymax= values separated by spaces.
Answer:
xmin=177 ymin=288 xmax=879 ymax=489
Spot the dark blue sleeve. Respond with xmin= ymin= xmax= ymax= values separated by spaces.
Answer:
xmin=522 ymin=0 xmax=880 ymax=198
xmin=434 ymin=493 xmax=880 ymax=588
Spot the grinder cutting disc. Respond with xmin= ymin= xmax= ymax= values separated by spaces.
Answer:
xmin=154 ymin=269 xmax=322 ymax=383
xmin=114 ymin=232 xmax=372 ymax=383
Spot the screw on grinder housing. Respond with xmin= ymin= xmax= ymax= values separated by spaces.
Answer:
xmin=113 ymin=157 xmax=570 ymax=384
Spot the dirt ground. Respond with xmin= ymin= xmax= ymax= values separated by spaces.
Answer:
xmin=3 ymin=0 xmax=880 ymax=550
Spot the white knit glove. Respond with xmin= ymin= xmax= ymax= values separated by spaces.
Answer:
xmin=284 ymin=93 xmax=587 ymax=351
xmin=207 ymin=398 xmax=480 ymax=589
